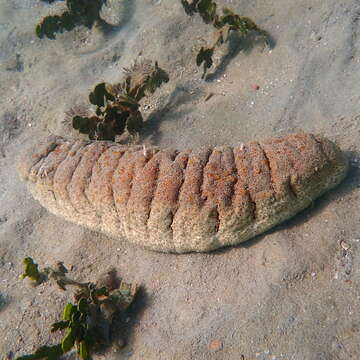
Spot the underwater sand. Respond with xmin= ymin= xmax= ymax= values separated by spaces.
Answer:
xmin=0 ymin=0 xmax=360 ymax=359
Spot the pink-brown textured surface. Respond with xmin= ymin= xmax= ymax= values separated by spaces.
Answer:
xmin=17 ymin=133 xmax=348 ymax=253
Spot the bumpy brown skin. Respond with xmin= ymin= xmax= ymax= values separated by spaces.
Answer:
xmin=17 ymin=133 xmax=348 ymax=253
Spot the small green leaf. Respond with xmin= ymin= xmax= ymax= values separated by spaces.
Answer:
xmin=20 ymin=257 xmax=43 ymax=283
xmin=78 ymin=298 xmax=88 ymax=314
xmin=126 ymin=111 xmax=143 ymax=134
xmin=180 ymin=0 xmax=199 ymax=15
xmin=79 ymin=340 xmax=90 ymax=360
xmin=196 ymin=47 xmax=214 ymax=78
xmin=196 ymin=47 xmax=213 ymax=67
xmin=51 ymin=320 xmax=69 ymax=333
xmin=72 ymin=116 xmax=99 ymax=135
xmin=35 ymin=15 xmax=63 ymax=40
xmin=198 ymin=0 xmax=217 ymax=23
xmin=109 ymin=281 xmax=138 ymax=311
xmin=63 ymin=303 xmax=75 ymax=321
xmin=93 ymin=286 xmax=109 ymax=297
xmin=61 ymin=328 xmax=75 ymax=353
xmin=70 ymin=308 xmax=81 ymax=324
xmin=35 ymin=24 xmax=43 ymax=39
xmin=70 ymin=322 xmax=84 ymax=342
xmin=89 ymin=82 xmax=115 ymax=107
xmin=60 ymin=11 xmax=77 ymax=31
xmin=72 ymin=115 xmax=84 ymax=130
xmin=79 ymin=312 xmax=87 ymax=324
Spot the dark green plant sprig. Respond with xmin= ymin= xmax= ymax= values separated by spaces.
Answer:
xmin=36 ymin=0 xmax=107 ymax=39
xmin=181 ymin=0 xmax=271 ymax=78
xmin=71 ymin=60 xmax=169 ymax=141
xmin=20 ymin=258 xmax=88 ymax=290
xmin=16 ymin=259 xmax=138 ymax=360
xmin=15 ymin=345 xmax=63 ymax=360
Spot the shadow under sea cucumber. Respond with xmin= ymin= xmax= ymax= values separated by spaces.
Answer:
xmin=17 ymin=133 xmax=348 ymax=253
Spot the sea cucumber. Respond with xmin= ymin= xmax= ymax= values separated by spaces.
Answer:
xmin=17 ymin=133 xmax=348 ymax=253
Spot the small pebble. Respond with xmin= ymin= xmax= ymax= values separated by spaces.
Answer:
xmin=209 ymin=340 xmax=223 ymax=352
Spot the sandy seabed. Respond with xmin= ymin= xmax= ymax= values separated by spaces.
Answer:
xmin=0 ymin=0 xmax=360 ymax=359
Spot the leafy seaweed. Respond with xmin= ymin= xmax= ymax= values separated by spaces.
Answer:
xmin=16 ymin=260 xmax=138 ymax=360
xmin=180 ymin=0 xmax=199 ymax=15
xmin=197 ymin=0 xmax=217 ymax=24
xmin=71 ymin=60 xmax=169 ymax=141
xmin=88 ymin=83 xmax=115 ymax=108
xmin=196 ymin=47 xmax=214 ymax=75
xmin=79 ymin=340 xmax=89 ymax=359
xmin=19 ymin=257 xmax=44 ymax=284
xmin=181 ymin=0 xmax=271 ymax=78
xmin=51 ymin=321 xmax=69 ymax=332
xmin=36 ymin=0 xmax=108 ymax=39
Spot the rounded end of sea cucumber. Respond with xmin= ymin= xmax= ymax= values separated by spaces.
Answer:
xmin=16 ymin=135 xmax=62 ymax=182
xmin=313 ymin=135 xmax=349 ymax=188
